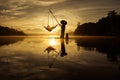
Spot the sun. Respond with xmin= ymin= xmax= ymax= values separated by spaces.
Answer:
xmin=49 ymin=38 xmax=56 ymax=46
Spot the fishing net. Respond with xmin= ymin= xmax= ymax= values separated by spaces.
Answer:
xmin=43 ymin=10 xmax=59 ymax=32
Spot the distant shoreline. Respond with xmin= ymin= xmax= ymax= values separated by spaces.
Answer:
xmin=0 ymin=35 xmax=118 ymax=39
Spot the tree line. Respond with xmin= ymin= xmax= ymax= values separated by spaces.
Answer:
xmin=0 ymin=25 xmax=26 ymax=36
xmin=74 ymin=10 xmax=120 ymax=36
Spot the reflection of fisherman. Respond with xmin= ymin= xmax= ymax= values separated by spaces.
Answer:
xmin=60 ymin=39 xmax=67 ymax=57
xmin=60 ymin=20 xmax=67 ymax=38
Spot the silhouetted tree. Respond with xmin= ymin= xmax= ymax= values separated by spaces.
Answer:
xmin=108 ymin=10 xmax=117 ymax=17
xmin=74 ymin=10 xmax=120 ymax=36
xmin=0 ymin=25 xmax=26 ymax=36
xmin=74 ymin=22 xmax=99 ymax=35
xmin=77 ymin=22 xmax=81 ymax=26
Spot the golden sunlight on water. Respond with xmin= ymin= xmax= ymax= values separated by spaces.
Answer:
xmin=0 ymin=36 xmax=120 ymax=80
xmin=49 ymin=38 xmax=57 ymax=46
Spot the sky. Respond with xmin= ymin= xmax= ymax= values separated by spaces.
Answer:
xmin=0 ymin=0 xmax=120 ymax=34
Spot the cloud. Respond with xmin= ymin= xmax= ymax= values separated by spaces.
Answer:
xmin=0 ymin=0 xmax=29 ymax=18
xmin=30 ymin=0 xmax=67 ymax=6
xmin=0 ymin=0 xmax=67 ymax=19
xmin=24 ymin=28 xmax=44 ymax=34
xmin=0 ymin=0 xmax=120 ymax=34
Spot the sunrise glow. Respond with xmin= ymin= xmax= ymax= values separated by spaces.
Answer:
xmin=49 ymin=38 xmax=56 ymax=46
xmin=0 ymin=0 xmax=119 ymax=34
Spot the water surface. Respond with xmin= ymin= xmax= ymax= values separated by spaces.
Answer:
xmin=0 ymin=36 xmax=120 ymax=80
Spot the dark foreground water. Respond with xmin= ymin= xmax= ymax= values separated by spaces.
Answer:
xmin=0 ymin=36 xmax=120 ymax=80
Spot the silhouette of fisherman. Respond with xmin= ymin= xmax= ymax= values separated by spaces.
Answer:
xmin=60 ymin=20 xmax=67 ymax=38
xmin=60 ymin=39 xmax=67 ymax=57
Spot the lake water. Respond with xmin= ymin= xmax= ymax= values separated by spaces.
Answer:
xmin=0 ymin=36 xmax=120 ymax=80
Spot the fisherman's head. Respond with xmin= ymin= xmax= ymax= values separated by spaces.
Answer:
xmin=61 ymin=20 xmax=67 ymax=25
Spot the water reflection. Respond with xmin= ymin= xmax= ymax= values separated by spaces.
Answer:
xmin=44 ymin=46 xmax=57 ymax=54
xmin=44 ymin=38 xmax=68 ymax=68
xmin=0 ymin=36 xmax=120 ymax=80
xmin=0 ymin=37 xmax=25 ymax=46
xmin=75 ymin=37 xmax=120 ymax=63
xmin=60 ymin=39 xmax=67 ymax=57
xmin=44 ymin=46 xmax=59 ymax=68
xmin=49 ymin=38 xmax=56 ymax=46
